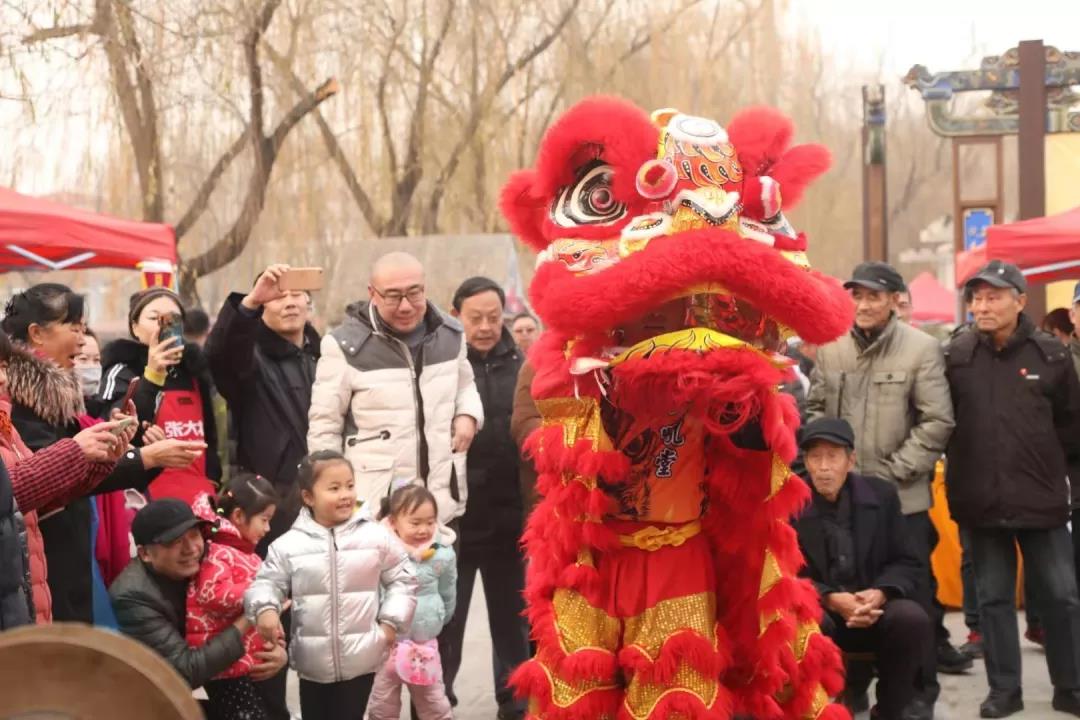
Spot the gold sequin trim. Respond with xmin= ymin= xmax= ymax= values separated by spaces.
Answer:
xmin=575 ymin=548 xmax=595 ymax=568
xmin=759 ymin=609 xmax=782 ymax=636
xmin=808 ymin=685 xmax=830 ymax=719
xmin=794 ymin=621 xmax=820 ymax=662
xmin=624 ymin=662 xmax=719 ymax=720
xmin=759 ymin=549 xmax=782 ymax=598
xmin=552 ymin=588 xmax=621 ymax=654
xmin=537 ymin=397 xmax=608 ymax=449
xmin=768 ymin=453 xmax=790 ymax=500
xmin=537 ymin=658 xmax=619 ymax=709
xmin=623 ymin=591 xmax=717 ymax=659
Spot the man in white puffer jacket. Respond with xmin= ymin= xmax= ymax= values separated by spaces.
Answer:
xmin=307 ymin=252 xmax=484 ymax=524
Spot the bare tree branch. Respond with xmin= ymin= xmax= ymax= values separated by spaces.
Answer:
xmin=173 ymin=127 xmax=250 ymax=240
xmin=22 ymin=23 xmax=96 ymax=44
xmin=420 ymin=0 xmax=581 ymax=232
xmin=183 ymin=76 xmax=338 ymax=281
xmin=262 ymin=39 xmax=388 ymax=234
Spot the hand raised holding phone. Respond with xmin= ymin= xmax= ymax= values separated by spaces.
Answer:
xmin=147 ymin=320 xmax=184 ymax=376
xmin=242 ymin=264 xmax=322 ymax=311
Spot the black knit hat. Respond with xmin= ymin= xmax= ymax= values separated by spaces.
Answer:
xmin=128 ymin=287 xmax=184 ymax=338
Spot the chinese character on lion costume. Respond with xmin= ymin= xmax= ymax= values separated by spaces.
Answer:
xmin=502 ymin=97 xmax=856 ymax=720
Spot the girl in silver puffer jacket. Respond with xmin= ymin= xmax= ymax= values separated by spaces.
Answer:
xmin=244 ymin=451 xmax=417 ymax=720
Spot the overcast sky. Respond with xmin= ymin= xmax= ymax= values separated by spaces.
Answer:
xmin=3 ymin=0 xmax=1079 ymax=195
xmin=792 ymin=0 xmax=1079 ymax=78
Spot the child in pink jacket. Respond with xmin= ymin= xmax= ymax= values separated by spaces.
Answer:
xmin=186 ymin=474 xmax=278 ymax=718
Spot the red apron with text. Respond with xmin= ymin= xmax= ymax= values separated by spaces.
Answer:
xmin=148 ymin=383 xmax=214 ymax=505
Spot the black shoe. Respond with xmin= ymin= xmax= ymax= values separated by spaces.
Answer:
xmin=902 ymin=697 xmax=934 ymax=720
xmin=938 ymin=639 xmax=974 ymax=674
xmin=1053 ymin=689 xmax=1080 ymax=717
xmin=979 ymin=690 xmax=1023 ymax=718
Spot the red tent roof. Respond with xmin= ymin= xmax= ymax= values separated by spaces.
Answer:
xmin=955 ymin=205 xmax=1080 ymax=287
xmin=0 ymin=187 xmax=175 ymax=273
xmin=907 ymin=271 xmax=955 ymax=324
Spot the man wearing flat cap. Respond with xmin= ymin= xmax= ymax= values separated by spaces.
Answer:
xmin=807 ymin=261 xmax=962 ymax=716
xmin=109 ymin=499 xmax=287 ymax=691
xmin=945 ymin=260 xmax=1080 ymax=718
xmin=794 ymin=417 xmax=929 ymax=720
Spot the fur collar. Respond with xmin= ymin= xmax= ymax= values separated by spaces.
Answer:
xmin=4 ymin=342 xmax=85 ymax=427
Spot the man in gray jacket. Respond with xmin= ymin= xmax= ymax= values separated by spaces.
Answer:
xmin=807 ymin=261 xmax=961 ymax=718
xmin=308 ymin=252 xmax=484 ymax=523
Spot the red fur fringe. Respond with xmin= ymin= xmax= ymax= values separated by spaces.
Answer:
xmin=618 ymin=628 xmax=732 ymax=685
xmin=513 ymin=658 xmax=623 ymax=720
xmin=613 ymin=686 xmax=736 ymax=720
xmin=528 ymin=227 xmax=853 ymax=346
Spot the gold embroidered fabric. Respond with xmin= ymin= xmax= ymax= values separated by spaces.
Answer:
xmin=768 ymin=453 xmax=790 ymax=500
xmin=759 ymin=549 xmax=783 ymax=598
xmin=552 ymin=588 xmax=621 ymax=655
xmin=624 ymin=662 xmax=719 ymax=720
xmin=540 ymin=661 xmax=619 ymax=710
xmin=623 ymin=591 xmax=717 ymax=659
xmin=793 ymin=621 xmax=820 ymax=662
xmin=537 ymin=397 xmax=608 ymax=448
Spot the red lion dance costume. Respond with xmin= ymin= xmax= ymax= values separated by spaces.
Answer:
xmin=502 ymin=97 xmax=856 ymax=720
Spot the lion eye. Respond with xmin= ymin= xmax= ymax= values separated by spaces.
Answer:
xmin=551 ymin=160 xmax=627 ymax=228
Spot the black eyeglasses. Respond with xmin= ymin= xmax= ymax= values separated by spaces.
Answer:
xmin=372 ymin=285 xmax=425 ymax=307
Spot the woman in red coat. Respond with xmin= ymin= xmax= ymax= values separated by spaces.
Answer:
xmin=0 ymin=328 xmax=126 ymax=623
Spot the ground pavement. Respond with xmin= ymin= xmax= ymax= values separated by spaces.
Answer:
xmin=283 ymin=592 xmax=1056 ymax=719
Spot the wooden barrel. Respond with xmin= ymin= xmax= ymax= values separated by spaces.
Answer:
xmin=0 ymin=623 xmax=203 ymax=719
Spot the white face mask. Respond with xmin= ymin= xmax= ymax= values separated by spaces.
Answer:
xmin=75 ymin=364 xmax=102 ymax=396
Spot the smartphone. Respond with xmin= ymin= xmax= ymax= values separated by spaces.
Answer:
xmin=158 ymin=312 xmax=184 ymax=347
xmin=279 ymin=267 xmax=324 ymax=292
xmin=110 ymin=417 xmax=137 ymax=436
xmin=120 ymin=376 xmax=141 ymax=412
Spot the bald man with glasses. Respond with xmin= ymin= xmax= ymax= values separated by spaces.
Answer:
xmin=307 ymin=251 xmax=484 ymax=525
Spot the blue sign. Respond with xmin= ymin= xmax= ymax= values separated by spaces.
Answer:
xmin=963 ymin=207 xmax=994 ymax=251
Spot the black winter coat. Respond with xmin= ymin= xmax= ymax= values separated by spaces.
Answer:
xmin=109 ymin=559 xmax=245 ymax=689
xmin=0 ymin=457 xmax=32 ymax=630
xmin=98 ymin=338 xmax=222 ymax=483
xmin=206 ymin=293 xmax=320 ymax=546
xmin=944 ymin=314 xmax=1080 ymax=529
xmin=461 ymin=329 xmax=524 ymax=546
xmin=795 ymin=473 xmax=921 ymax=601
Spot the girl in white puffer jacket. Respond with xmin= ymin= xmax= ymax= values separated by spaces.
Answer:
xmin=244 ymin=451 xmax=418 ymax=720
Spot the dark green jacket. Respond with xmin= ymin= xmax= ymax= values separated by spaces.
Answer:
xmin=109 ymin=559 xmax=244 ymax=688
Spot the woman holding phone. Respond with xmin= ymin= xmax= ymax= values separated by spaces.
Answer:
xmin=98 ymin=287 xmax=220 ymax=504
xmin=0 ymin=285 xmax=152 ymax=623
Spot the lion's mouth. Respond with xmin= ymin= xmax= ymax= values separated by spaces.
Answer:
xmin=530 ymin=227 xmax=853 ymax=365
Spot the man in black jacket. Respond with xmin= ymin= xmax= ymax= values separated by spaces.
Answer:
xmin=207 ymin=264 xmax=321 ymax=549
xmin=794 ymin=417 xmax=929 ymax=720
xmin=110 ymin=499 xmax=286 ymax=692
xmin=441 ymin=277 xmax=530 ymax=720
xmin=945 ymin=260 xmax=1080 ymax=719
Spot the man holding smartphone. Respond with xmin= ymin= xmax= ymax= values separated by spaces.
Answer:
xmin=207 ymin=264 xmax=321 ymax=549
xmin=206 ymin=264 xmax=321 ymax=720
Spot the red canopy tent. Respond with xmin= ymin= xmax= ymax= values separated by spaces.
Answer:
xmin=907 ymin=271 xmax=955 ymax=324
xmin=955 ymin=205 xmax=1080 ymax=286
xmin=0 ymin=187 xmax=175 ymax=273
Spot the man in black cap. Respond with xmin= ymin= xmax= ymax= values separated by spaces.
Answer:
xmin=109 ymin=499 xmax=287 ymax=691
xmin=807 ymin=261 xmax=963 ymax=717
xmin=945 ymin=260 xmax=1080 ymax=718
xmin=794 ymin=417 xmax=929 ymax=720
